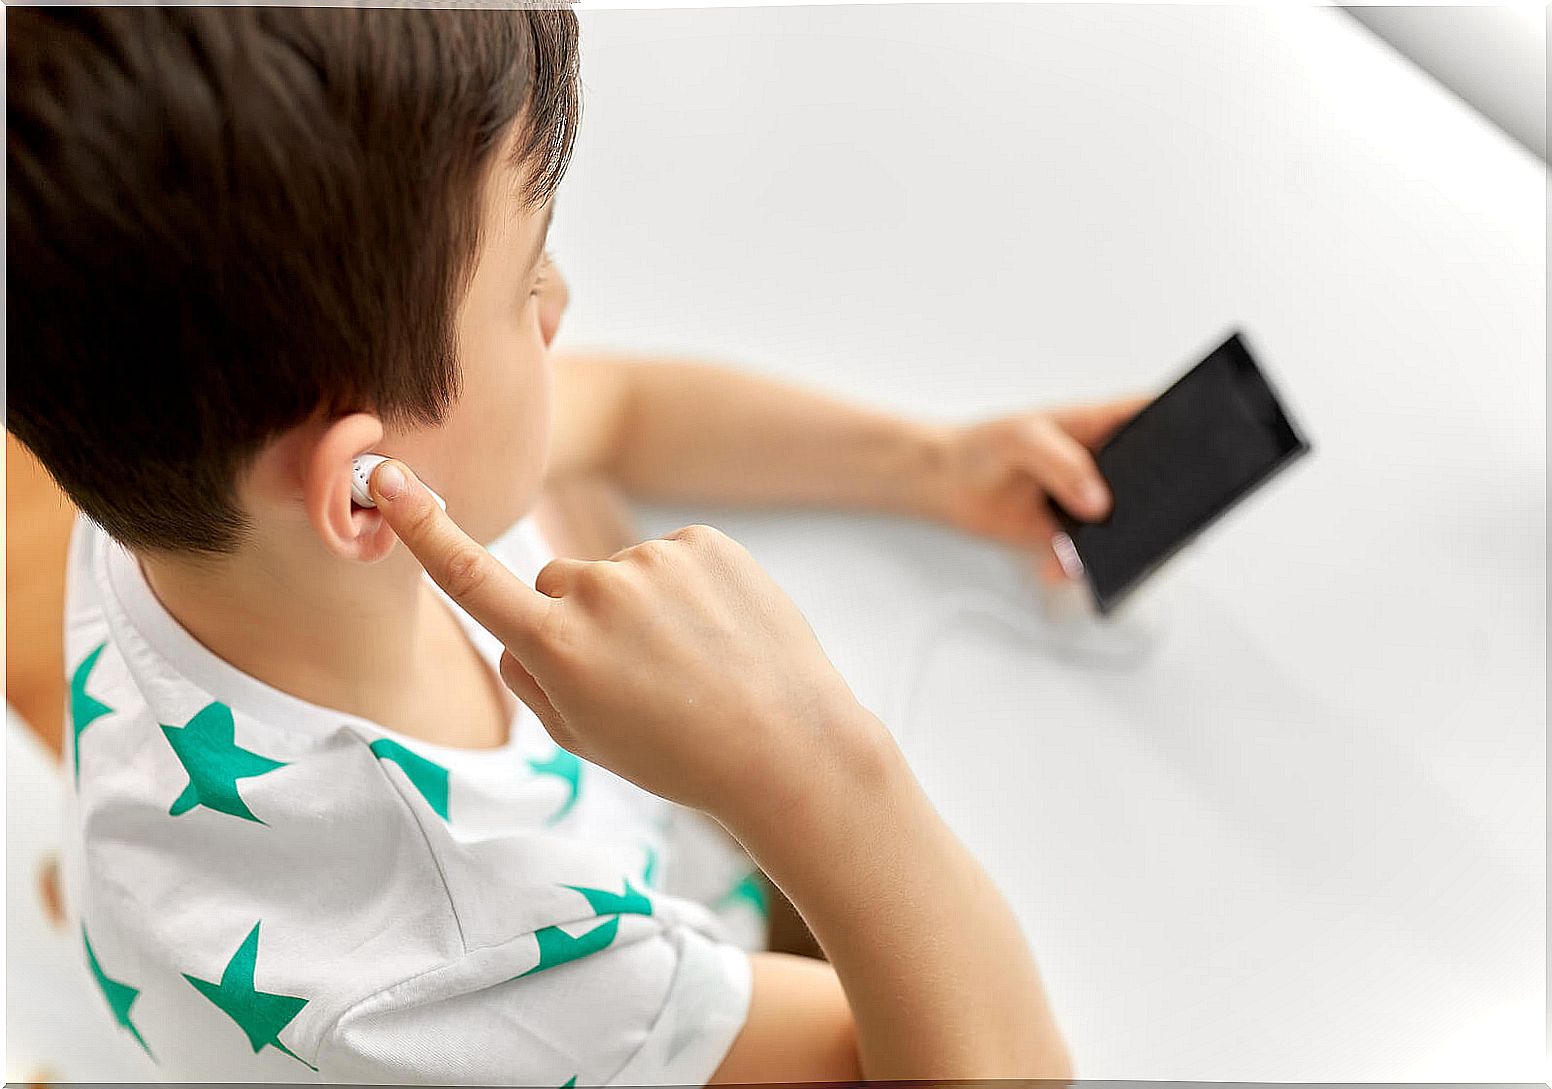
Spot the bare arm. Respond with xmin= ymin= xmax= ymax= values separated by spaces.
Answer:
xmin=709 ymin=953 xmax=863 ymax=1082
xmin=6 ymin=432 xmax=75 ymax=757
xmin=545 ymin=349 xmax=953 ymax=520
xmin=547 ymin=348 xmax=1146 ymax=584
xmin=714 ymin=717 xmax=1073 ymax=1081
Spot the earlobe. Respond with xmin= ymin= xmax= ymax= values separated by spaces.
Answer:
xmin=299 ymin=413 xmax=397 ymax=563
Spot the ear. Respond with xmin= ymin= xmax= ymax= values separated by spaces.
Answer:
xmin=299 ymin=413 xmax=397 ymax=563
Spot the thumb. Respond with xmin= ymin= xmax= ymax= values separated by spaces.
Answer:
xmin=369 ymin=459 xmax=559 ymax=666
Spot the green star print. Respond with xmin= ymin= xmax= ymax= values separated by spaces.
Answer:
xmin=527 ymin=744 xmax=582 ymax=825
xmin=561 ymin=877 xmax=654 ymax=918
xmin=83 ymin=926 xmax=154 ymax=1060
xmin=517 ymin=917 xmax=622 ymax=978
xmin=370 ymin=738 xmax=450 ymax=819
xmin=70 ymin=642 xmax=114 ymax=787
xmin=183 ymin=921 xmax=316 ymax=1071
xmin=161 ymin=702 xmax=286 ymax=823
xmin=515 ymin=877 xmax=655 ymax=979
xmin=717 ymin=870 xmax=770 ymax=921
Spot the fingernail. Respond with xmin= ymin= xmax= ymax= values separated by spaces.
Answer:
xmin=374 ymin=462 xmax=407 ymax=501
xmin=1051 ymin=531 xmax=1085 ymax=580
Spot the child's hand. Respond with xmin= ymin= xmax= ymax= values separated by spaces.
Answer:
xmin=367 ymin=460 xmax=883 ymax=829
xmin=931 ymin=394 xmax=1150 ymax=584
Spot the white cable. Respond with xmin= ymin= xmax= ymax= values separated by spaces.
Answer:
xmin=886 ymin=582 xmax=1171 ymax=750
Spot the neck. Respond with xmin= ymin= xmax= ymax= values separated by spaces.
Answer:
xmin=139 ymin=530 xmax=452 ymax=731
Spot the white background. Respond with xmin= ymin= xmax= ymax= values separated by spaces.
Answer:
xmin=5 ymin=3 xmax=1544 ymax=1083
xmin=551 ymin=4 xmax=1546 ymax=1081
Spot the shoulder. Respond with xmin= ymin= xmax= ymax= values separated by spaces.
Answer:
xmin=320 ymin=887 xmax=754 ymax=1087
xmin=63 ymin=689 xmax=464 ymax=1074
xmin=68 ymin=693 xmax=755 ymax=1082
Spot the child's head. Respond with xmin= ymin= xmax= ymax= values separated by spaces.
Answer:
xmin=7 ymin=7 xmax=579 ymax=562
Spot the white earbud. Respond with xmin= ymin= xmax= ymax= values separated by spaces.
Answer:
xmin=350 ymin=454 xmax=447 ymax=512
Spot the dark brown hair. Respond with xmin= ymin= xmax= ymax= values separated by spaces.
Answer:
xmin=7 ymin=6 xmax=581 ymax=555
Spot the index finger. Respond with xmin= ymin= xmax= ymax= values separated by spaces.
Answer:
xmin=368 ymin=459 xmax=558 ymax=659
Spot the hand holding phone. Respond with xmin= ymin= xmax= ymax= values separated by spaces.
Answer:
xmin=1054 ymin=330 xmax=1312 ymax=614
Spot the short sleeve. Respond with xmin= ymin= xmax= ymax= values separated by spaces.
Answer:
xmin=318 ymin=917 xmax=752 ymax=1087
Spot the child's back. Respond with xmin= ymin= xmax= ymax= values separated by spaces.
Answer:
xmin=60 ymin=509 xmax=757 ymax=1082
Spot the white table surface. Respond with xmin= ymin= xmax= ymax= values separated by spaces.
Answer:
xmin=556 ymin=4 xmax=1546 ymax=1082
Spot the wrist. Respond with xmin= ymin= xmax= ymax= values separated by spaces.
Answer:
xmin=880 ymin=417 xmax=958 ymax=525
xmin=721 ymin=704 xmax=918 ymax=858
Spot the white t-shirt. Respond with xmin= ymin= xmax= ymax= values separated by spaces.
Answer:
xmin=58 ymin=511 xmax=768 ymax=1085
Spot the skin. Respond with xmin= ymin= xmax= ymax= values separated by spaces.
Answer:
xmin=36 ymin=112 xmax=1147 ymax=1081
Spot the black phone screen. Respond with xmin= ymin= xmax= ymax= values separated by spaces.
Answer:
xmin=1058 ymin=331 xmax=1311 ymax=613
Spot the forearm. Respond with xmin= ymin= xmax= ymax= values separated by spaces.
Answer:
xmin=590 ymin=353 xmax=954 ymax=521
xmin=722 ymin=718 xmax=1072 ymax=1080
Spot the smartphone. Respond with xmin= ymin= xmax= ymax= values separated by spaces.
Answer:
xmin=1054 ymin=330 xmax=1312 ymax=614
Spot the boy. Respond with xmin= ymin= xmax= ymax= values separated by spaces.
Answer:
xmin=9 ymin=7 xmax=1139 ymax=1083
